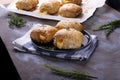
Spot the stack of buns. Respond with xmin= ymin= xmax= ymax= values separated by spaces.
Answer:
xmin=30 ymin=20 xmax=84 ymax=49
xmin=16 ymin=0 xmax=83 ymax=18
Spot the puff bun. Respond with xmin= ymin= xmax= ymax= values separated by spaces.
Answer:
xmin=30 ymin=25 xmax=57 ymax=43
xmin=55 ymin=20 xmax=83 ymax=31
xmin=16 ymin=0 xmax=39 ymax=11
xmin=61 ymin=0 xmax=82 ymax=5
xmin=54 ymin=28 xmax=84 ymax=49
xmin=39 ymin=0 xmax=61 ymax=14
xmin=59 ymin=3 xmax=82 ymax=18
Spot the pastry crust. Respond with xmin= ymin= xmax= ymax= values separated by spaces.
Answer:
xmin=54 ymin=28 xmax=84 ymax=49
xmin=59 ymin=3 xmax=82 ymax=18
xmin=16 ymin=0 xmax=39 ymax=11
xmin=30 ymin=25 xmax=57 ymax=43
xmin=55 ymin=20 xmax=84 ymax=31
xmin=39 ymin=0 xmax=61 ymax=14
xmin=61 ymin=0 xmax=82 ymax=5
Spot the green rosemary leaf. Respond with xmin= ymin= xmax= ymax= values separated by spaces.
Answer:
xmin=92 ymin=25 xmax=110 ymax=31
xmin=44 ymin=64 xmax=97 ymax=80
xmin=92 ymin=24 xmax=111 ymax=31
xmin=104 ymin=25 xmax=116 ymax=37
xmin=8 ymin=14 xmax=26 ymax=29
xmin=92 ymin=20 xmax=120 ymax=37
xmin=109 ymin=20 xmax=120 ymax=26
xmin=92 ymin=20 xmax=120 ymax=31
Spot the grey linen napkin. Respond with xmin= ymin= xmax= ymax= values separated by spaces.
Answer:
xmin=12 ymin=24 xmax=98 ymax=61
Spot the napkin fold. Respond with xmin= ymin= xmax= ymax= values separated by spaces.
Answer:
xmin=12 ymin=24 xmax=98 ymax=61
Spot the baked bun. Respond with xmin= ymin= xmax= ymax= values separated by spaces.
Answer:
xmin=54 ymin=28 xmax=84 ymax=49
xmin=16 ymin=0 xmax=39 ymax=11
xmin=39 ymin=0 xmax=61 ymax=14
xmin=59 ymin=3 xmax=82 ymax=18
xmin=30 ymin=25 xmax=57 ymax=43
xmin=55 ymin=20 xmax=83 ymax=31
xmin=61 ymin=0 xmax=82 ymax=5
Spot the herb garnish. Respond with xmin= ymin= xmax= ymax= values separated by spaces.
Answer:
xmin=44 ymin=64 xmax=97 ymax=80
xmin=8 ymin=14 xmax=26 ymax=29
xmin=92 ymin=20 xmax=120 ymax=37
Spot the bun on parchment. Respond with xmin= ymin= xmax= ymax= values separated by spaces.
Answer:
xmin=59 ymin=3 xmax=82 ymax=18
xmin=54 ymin=28 xmax=84 ymax=49
xmin=61 ymin=0 xmax=82 ymax=5
xmin=30 ymin=25 xmax=57 ymax=44
xmin=16 ymin=0 xmax=39 ymax=11
xmin=39 ymin=0 xmax=61 ymax=15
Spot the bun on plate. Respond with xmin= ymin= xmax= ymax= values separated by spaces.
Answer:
xmin=54 ymin=28 xmax=84 ymax=49
xmin=30 ymin=25 xmax=57 ymax=44
xmin=55 ymin=19 xmax=84 ymax=31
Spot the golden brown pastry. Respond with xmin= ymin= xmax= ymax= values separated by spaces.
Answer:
xmin=30 ymin=25 xmax=57 ymax=43
xmin=59 ymin=3 xmax=82 ymax=18
xmin=16 ymin=0 xmax=39 ymax=11
xmin=61 ymin=0 xmax=82 ymax=5
xmin=39 ymin=0 xmax=61 ymax=15
xmin=55 ymin=20 xmax=84 ymax=31
xmin=54 ymin=28 xmax=84 ymax=49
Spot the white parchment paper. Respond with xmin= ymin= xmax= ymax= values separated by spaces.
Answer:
xmin=2 ymin=0 xmax=106 ymax=22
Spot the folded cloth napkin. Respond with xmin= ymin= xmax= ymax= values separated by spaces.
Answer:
xmin=12 ymin=24 xmax=98 ymax=61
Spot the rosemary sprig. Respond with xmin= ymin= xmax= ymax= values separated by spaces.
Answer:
xmin=104 ymin=25 xmax=116 ymax=37
xmin=8 ymin=14 xmax=26 ymax=29
xmin=44 ymin=64 xmax=97 ymax=80
xmin=92 ymin=25 xmax=110 ymax=31
xmin=92 ymin=20 xmax=120 ymax=37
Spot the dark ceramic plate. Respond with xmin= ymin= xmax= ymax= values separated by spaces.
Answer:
xmin=31 ymin=30 xmax=92 ymax=54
